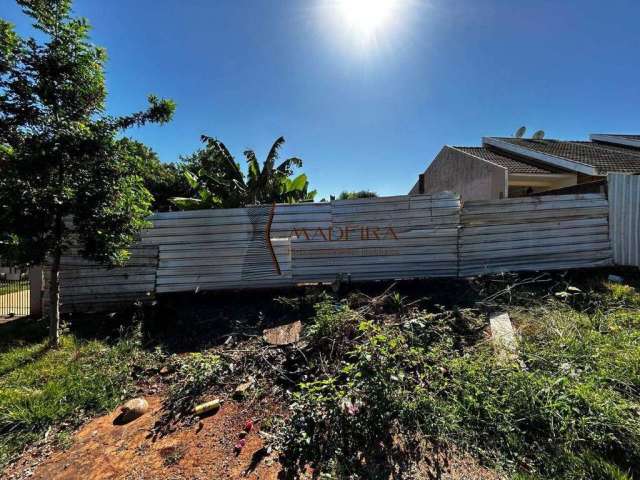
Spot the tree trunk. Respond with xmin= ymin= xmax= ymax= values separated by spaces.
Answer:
xmin=48 ymin=249 xmax=61 ymax=348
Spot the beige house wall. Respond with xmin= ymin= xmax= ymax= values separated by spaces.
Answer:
xmin=409 ymin=146 xmax=507 ymax=201
xmin=507 ymin=173 xmax=578 ymax=197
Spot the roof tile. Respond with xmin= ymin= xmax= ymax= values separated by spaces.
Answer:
xmin=492 ymin=138 xmax=640 ymax=174
xmin=453 ymin=146 xmax=554 ymax=174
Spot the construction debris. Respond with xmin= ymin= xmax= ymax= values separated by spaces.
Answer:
xmin=244 ymin=419 xmax=254 ymax=432
xmin=263 ymin=321 xmax=303 ymax=346
xmin=233 ymin=378 xmax=255 ymax=399
xmin=116 ymin=398 xmax=149 ymax=424
xmin=234 ymin=438 xmax=246 ymax=453
xmin=555 ymin=286 xmax=583 ymax=299
xmin=489 ymin=312 xmax=518 ymax=362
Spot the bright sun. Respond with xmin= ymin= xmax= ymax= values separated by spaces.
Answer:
xmin=336 ymin=0 xmax=397 ymax=36
xmin=315 ymin=0 xmax=413 ymax=55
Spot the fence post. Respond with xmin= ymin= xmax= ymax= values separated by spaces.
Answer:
xmin=29 ymin=266 xmax=43 ymax=317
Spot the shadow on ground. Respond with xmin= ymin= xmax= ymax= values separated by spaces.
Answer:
xmin=145 ymin=266 xmax=640 ymax=354
xmin=3 ymin=267 xmax=638 ymax=356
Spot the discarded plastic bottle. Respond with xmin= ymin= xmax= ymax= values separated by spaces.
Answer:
xmin=193 ymin=399 xmax=221 ymax=415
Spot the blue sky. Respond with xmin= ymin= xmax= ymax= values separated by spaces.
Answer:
xmin=2 ymin=0 xmax=639 ymax=199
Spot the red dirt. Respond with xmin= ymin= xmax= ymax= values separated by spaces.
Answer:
xmin=4 ymin=394 xmax=501 ymax=480
xmin=5 ymin=396 xmax=283 ymax=480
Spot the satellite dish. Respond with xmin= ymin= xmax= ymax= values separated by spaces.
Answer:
xmin=532 ymin=130 xmax=545 ymax=140
xmin=514 ymin=126 xmax=526 ymax=138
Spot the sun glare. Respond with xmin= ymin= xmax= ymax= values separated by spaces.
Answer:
xmin=313 ymin=0 xmax=416 ymax=57
xmin=337 ymin=0 xmax=397 ymax=36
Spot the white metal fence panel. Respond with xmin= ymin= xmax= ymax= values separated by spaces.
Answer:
xmin=44 ymin=246 xmax=158 ymax=314
xmin=42 ymin=191 xmax=619 ymax=315
xmin=291 ymin=193 xmax=460 ymax=282
xmin=150 ymin=202 xmax=331 ymax=293
xmin=460 ymin=193 xmax=613 ymax=277
xmin=608 ymin=173 xmax=640 ymax=266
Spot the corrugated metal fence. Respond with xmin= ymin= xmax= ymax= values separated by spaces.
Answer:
xmin=41 ymin=191 xmax=620 ymax=314
xmin=43 ymin=246 xmax=159 ymax=314
xmin=460 ymin=194 xmax=612 ymax=276
xmin=291 ymin=193 xmax=460 ymax=282
xmin=608 ymin=173 xmax=640 ymax=267
xmin=147 ymin=202 xmax=330 ymax=293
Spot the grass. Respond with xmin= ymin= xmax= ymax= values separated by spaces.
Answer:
xmin=440 ymin=301 xmax=640 ymax=478
xmin=1 ymin=270 xmax=639 ymax=479
xmin=277 ymin=274 xmax=640 ymax=479
xmin=0 ymin=318 xmax=156 ymax=468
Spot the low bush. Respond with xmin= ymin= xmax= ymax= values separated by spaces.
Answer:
xmin=307 ymin=299 xmax=361 ymax=347
xmin=165 ymin=352 xmax=227 ymax=414
xmin=278 ymin=285 xmax=640 ymax=480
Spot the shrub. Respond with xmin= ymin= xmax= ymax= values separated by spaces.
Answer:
xmin=278 ymin=295 xmax=640 ymax=479
xmin=306 ymin=299 xmax=361 ymax=348
xmin=165 ymin=352 xmax=227 ymax=414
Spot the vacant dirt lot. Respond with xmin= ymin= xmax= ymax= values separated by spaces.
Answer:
xmin=5 ymin=396 xmax=283 ymax=480
xmin=3 ymin=270 xmax=638 ymax=479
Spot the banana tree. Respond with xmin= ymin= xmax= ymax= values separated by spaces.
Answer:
xmin=171 ymin=136 xmax=316 ymax=209
xmin=279 ymin=173 xmax=317 ymax=204
xmin=168 ymin=170 xmax=223 ymax=210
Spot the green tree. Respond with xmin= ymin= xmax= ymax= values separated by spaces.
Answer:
xmin=172 ymin=135 xmax=316 ymax=209
xmin=0 ymin=0 xmax=175 ymax=346
xmin=120 ymin=138 xmax=191 ymax=212
xmin=338 ymin=190 xmax=378 ymax=200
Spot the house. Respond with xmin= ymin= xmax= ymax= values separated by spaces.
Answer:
xmin=409 ymin=133 xmax=640 ymax=200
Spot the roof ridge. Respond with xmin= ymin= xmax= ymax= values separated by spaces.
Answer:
xmin=483 ymin=137 xmax=596 ymax=175
xmin=487 ymin=137 xmax=640 ymax=174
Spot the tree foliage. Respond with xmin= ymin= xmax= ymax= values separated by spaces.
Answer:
xmin=0 ymin=0 xmax=174 ymax=344
xmin=338 ymin=190 xmax=378 ymax=200
xmin=171 ymin=135 xmax=316 ymax=209
xmin=120 ymin=138 xmax=191 ymax=212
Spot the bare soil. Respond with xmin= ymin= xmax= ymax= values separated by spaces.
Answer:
xmin=4 ymin=390 xmax=502 ymax=480
xmin=4 ymin=396 xmax=283 ymax=480
xmin=1 ymin=282 xmax=518 ymax=480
